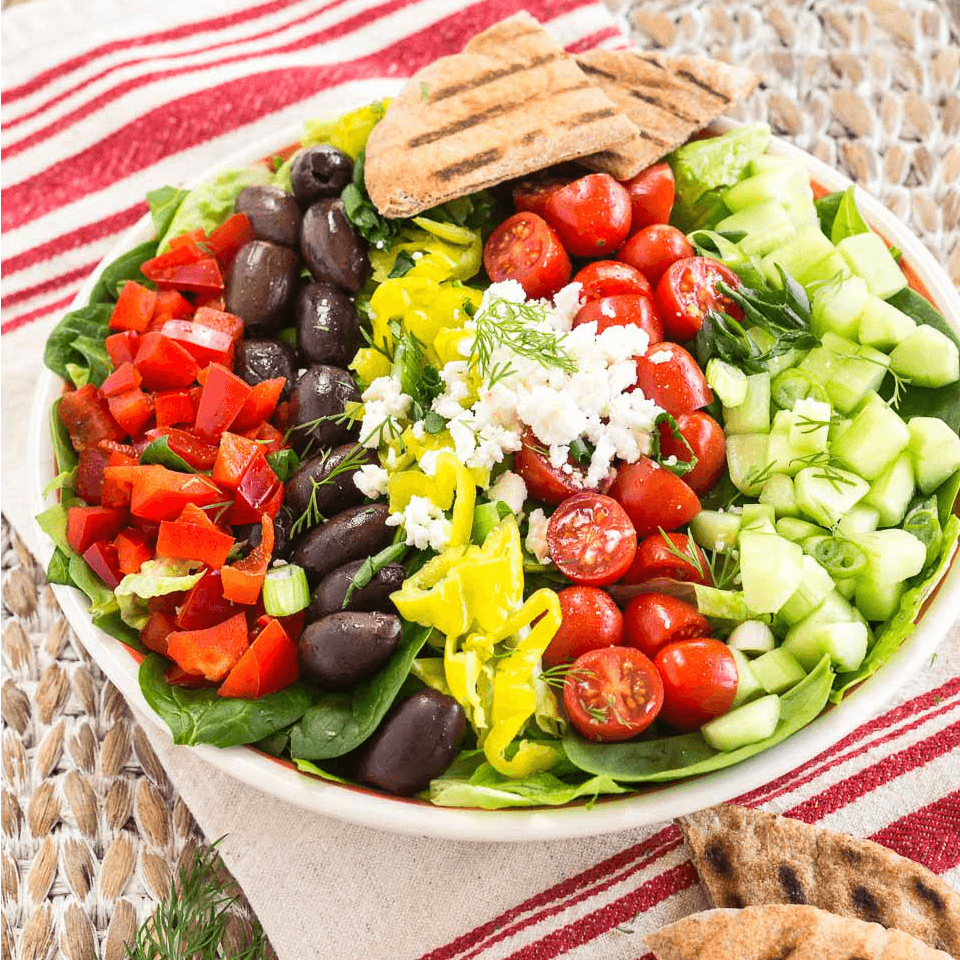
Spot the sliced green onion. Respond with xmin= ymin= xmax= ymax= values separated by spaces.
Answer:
xmin=811 ymin=537 xmax=865 ymax=578
xmin=262 ymin=563 xmax=310 ymax=616
xmin=903 ymin=498 xmax=942 ymax=565
xmin=771 ymin=369 xmax=829 ymax=410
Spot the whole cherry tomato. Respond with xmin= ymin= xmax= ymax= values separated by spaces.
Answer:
xmin=572 ymin=293 xmax=664 ymax=343
xmin=483 ymin=212 xmax=571 ymax=300
xmin=542 ymin=586 xmax=624 ymax=669
xmin=563 ymin=646 xmax=663 ymax=742
xmin=634 ymin=342 xmax=713 ymax=419
xmin=514 ymin=430 xmax=597 ymax=506
xmin=512 ymin=171 xmax=573 ymax=217
xmin=543 ymin=174 xmax=633 ymax=258
xmin=618 ymin=224 xmax=694 ymax=285
xmin=573 ymin=260 xmax=652 ymax=302
xmin=608 ymin=457 xmax=701 ymax=539
xmin=621 ymin=162 xmax=675 ymax=229
xmin=622 ymin=531 xmax=711 ymax=586
xmin=623 ymin=592 xmax=710 ymax=660
xmin=658 ymin=411 xmax=726 ymax=497
xmin=654 ymin=638 xmax=738 ymax=730
xmin=655 ymin=257 xmax=744 ymax=341
xmin=547 ymin=493 xmax=637 ymax=587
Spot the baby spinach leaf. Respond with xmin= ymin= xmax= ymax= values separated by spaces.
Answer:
xmin=44 ymin=304 xmax=113 ymax=384
xmin=89 ymin=240 xmax=158 ymax=304
xmin=49 ymin=398 xmax=78 ymax=475
xmin=92 ymin=609 xmax=145 ymax=651
xmin=147 ymin=185 xmax=189 ymax=238
xmin=139 ymin=435 xmax=198 ymax=473
xmin=562 ymin=657 xmax=833 ymax=781
xmin=139 ymin=655 xmax=317 ymax=747
xmin=266 ymin=448 xmax=300 ymax=483
xmin=830 ymin=186 xmax=870 ymax=245
xmin=68 ymin=553 xmax=118 ymax=618
xmin=814 ymin=190 xmax=845 ymax=237
xmin=47 ymin=547 xmax=75 ymax=586
xmin=288 ymin=622 xmax=432 ymax=760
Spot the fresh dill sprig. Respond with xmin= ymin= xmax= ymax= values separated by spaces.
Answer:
xmin=657 ymin=526 xmax=708 ymax=581
xmin=290 ymin=444 xmax=372 ymax=537
xmin=792 ymin=411 xmax=840 ymax=435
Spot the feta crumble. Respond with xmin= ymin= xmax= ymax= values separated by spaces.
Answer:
xmin=354 ymin=463 xmax=389 ymax=499
xmin=358 ymin=376 xmax=413 ymax=448
xmin=525 ymin=508 xmax=552 ymax=565
xmin=486 ymin=471 xmax=528 ymax=517
xmin=387 ymin=495 xmax=452 ymax=552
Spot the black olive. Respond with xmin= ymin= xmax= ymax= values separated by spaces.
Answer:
xmin=290 ymin=504 xmax=392 ymax=585
xmin=300 ymin=199 xmax=367 ymax=293
xmin=234 ymin=339 xmax=298 ymax=399
xmin=308 ymin=560 xmax=405 ymax=620
xmin=241 ymin=505 xmax=295 ymax=560
xmin=236 ymin=185 xmax=303 ymax=248
xmin=290 ymin=146 xmax=353 ymax=206
xmin=287 ymin=364 xmax=360 ymax=455
xmin=285 ymin=443 xmax=374 ymax=522
xmin=298 ymin=611 xmax=401 ymax=689
xmin=225 ymin=241 xmax=300 ymax=335
xmin=296 ymin=283 xmax=360 ymax=367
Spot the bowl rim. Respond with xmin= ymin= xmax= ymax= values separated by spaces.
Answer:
xmin=29 ymin=88 xmax=960 ymax=842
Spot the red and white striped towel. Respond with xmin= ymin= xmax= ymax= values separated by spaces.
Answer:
xmin=3 ymin=2 xmax=957 ymax=958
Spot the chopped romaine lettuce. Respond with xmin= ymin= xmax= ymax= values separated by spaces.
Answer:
xmin=114 ymin=559 xmax=204 ymax=629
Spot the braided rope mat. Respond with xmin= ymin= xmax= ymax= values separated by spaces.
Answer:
xmin=2 ymin=2 xmax=958 ymax=957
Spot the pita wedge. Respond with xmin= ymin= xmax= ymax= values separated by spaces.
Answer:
xmin=645 ymin=905 xmax=952 ymax=960
xmin=363 ymin=12 xmax=635 ymax=218
xmin=576 ymin=49 xmax=760 ymax=179
xmin=678 ymin=805 xmax=960 ymax=956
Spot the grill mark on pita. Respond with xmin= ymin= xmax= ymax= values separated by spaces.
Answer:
xmin=677 ymin=68 xmax=732 ymax=102
xmin=913 ymin=879 xmax=945 ymax=912
xmin=777 ymin=865 xmax=806 ymax=904
xmin=704 ymin=841 xmax=733 ymax=876
xmin=571 ymin=108 xmax=619 ymax=126
xmin=765 ymin=946 xmax=796 ymax=960
xmin=519 ymin=130 xmax=542 ymax=145
xmin=627 ymin=89 xmax=701 ymax=124
xmin=429 ymin=53 xmax=559 ymax=102
xmin=434 ymin=148 xmax=503 ymax=182
xmin=851 ymin=886 xmax=884 ymax=925
xmin=577 ymin=62 xmax=621 ymax=83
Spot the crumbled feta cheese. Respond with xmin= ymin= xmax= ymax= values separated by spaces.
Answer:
xmin=358 ymin=376 xmax=412 ymax=448
xmin=525 ymin=508 xmax=551 ymax=564
xmin=550 ymin=282 xmax=583 ymax=331
xmin=387 ymin=495 xmax=452 ymax=552
xmin=353 ymin=464 xmax=389 ymax=499
xmin=647 ymin=349 xmax=672 ymax=365
xmin=410 ymin=421 xmax=426 ymax=441
xmin=419 ymin=449 xmax=441 ymax=476
xmin=486 ymin=471 xmax=528 ymax=516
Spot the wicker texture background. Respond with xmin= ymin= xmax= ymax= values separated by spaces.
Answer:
xmin=2 ymin=2 xmax=959 ymax=958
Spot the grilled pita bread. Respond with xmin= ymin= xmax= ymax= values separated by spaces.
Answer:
xmin=645 ymin=905 xmax=952 ymax=960
xmin=678 ymin=805 xmax=960 ymax=957
xmin=363 ymin=13 xmax=635 ymax=218
xmin=577 ymin=49 xmax=760 ymax=179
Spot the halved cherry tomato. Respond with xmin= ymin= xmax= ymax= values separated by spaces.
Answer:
xmin=513 ymin=430 xmax=595 ymax=506
xmin=542 ymin=586 xmax=624 ymax=670
xmin=618 ymin=224 xmax=693 ymax=285
xmin=658 ymin=411 xmax=726 ymax=497
xmin=572 ymin=260 xmax=652 ymax=302
xmin=546 ymin=493 xmax=637 ymax=587
xmin=621 ymin=163 xmax=675 ymax=229
xmin=654 ymin=638 xmax=738 ymax=730
xmin=655 ymin=257 xmax=743 ymax=341
xmin=608 ymin=457 xmax=701 ymax=539
xmin=572 ymin=293 xmax=664 ymax=343
xmin=563 ymin=646 xmax=663 ymax=742
xmin=166 ymin=612 xmax=250 ymax=682
xmin=634 ymin=342 xmax=712 ymax=419
xmin=483 ymin=212 xmax=571 ymax=300
xmin=543 ymin=174 xmax=632 ymax=258
xmin=59 ymin=384 xmax=125 ymax=452
xmin=623 ymin=531 xmax=711 ymax=586
xmin=623 ymin=592 xmax=710 ymax=660
xmin=109 ymin=281 xmax=157 ymax=333
xmin=512 ymin=171 xmax=573 ymax=217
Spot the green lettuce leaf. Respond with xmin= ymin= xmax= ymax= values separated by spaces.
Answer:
xmin=147 ymin=185 xmax=190 ymax=237
xmin=830 ymin=186 xmax=870 ymax=245
xmin=68 ymin=553 xmax=118 ymax=618
xmin=115 ymin=559 xmax=204 ymax=629
xmin=49 ymin=398 xmax=79 ymax=475
xmin=293 ymin=758 xmax=350 ymax=784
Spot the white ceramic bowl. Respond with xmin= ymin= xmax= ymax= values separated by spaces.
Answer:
xmin=30 ymin=88 xmax=960 ymax=841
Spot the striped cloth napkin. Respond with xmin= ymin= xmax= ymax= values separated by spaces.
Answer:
xmin=3 ymin=1 xmax=958 ymax=958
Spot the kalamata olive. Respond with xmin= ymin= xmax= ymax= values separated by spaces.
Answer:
xmin=234 ymin=339 xmax=298 ymax=399
xmin=242 ymin=506 xmax=294 ymax=560
xmin=225 ymin=241 xmax=300 ymax=335
xmin=290 ymin=146 xmax=354 ymax=206
xmin=300 ymin=199 xmax=368 ymax=293
xmin=298 ymin=611 xmax=401 ymax=689
xmin=291 ymin=504 xmax=392 ymax=585
xmin=296 ymin=283 xmax=360 ymax=367
xmin=235 ymin=185 xmax=303 ymax=248
xmin=287 ymin=365 xmax=360 ymax=455
xmin=285 ymin=443 xmax=374 ymax=522
xmin=308 ymin=560 xmax=405 ymax=620
xmin=355 ymin=690 xmax=467 ymax=796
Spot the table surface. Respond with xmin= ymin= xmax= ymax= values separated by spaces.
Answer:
xmin=2 ymin=1 xmax=958 ymax=958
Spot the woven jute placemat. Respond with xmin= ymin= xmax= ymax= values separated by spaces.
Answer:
xmin=2 ymin=1 xmax=958 ymax=958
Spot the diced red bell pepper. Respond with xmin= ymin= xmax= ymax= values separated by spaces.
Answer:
xmin=160 ymin=318 xmax=234 ymax=369
xmin=194 ymin=363 xmax=252 ymax=442
xmin=212 ymin=432 xmax=260 ymax=489
xmin=100 ymin=449 xmax=137 ymax=509
xmin=231 ymin=378 xmax=285 ymax=433
xmin=154 ymin=390 xmax=197 ymax=429
xmin=114 ymin=528 xmax=153 ymax=575
xmin=176 ymin=569 xmax=237 ymax=630
xmin=141 ymin=236 xmax=222 ymax=297
xmin=107 ymin=387 xmax=154 ymax=438
xmin=146 ymin=427 xmax=219 ymax=470
xmin=140 ymin=611 xmax=177 ymax=656
xmin=106 ymin=331 xmax=141 ymax=369
xmin=109 ymin=281 xmax=157 ymax=333
xmin=193 ymin=307 xmax=244 ymax=343
xmin=236 ymin=452 xmax=279 ymax=512
xmin=205 ymin=213 xmax=255 ymax=271
xmin=164 ymin=664 xmax=216 ymax=688
xmin=59 ymin=384 xmax=125 ymax=453
xmin=66 ymin=506 xmax=127 ymax=555
xmin=243 ymin=420 xmax=285 ymax=456
xmin=148 ymin=590 xmax=186 ymax=616
xmin=193 ymin=293 xmax=225 ymax=310
xmin=156 ymin=516 xmax=234 ymax=568
xmin=134 ymin=332 xmax=198 ymax=390
xmin=82 ymin=539 xmax=123 ymax=589
xmin=153 ymin=289 xmax=193 ymax=321
xmin=104 ymin=465 xmax=225 ymax=521
xmin=251 ymin=610 xmax=305 ymax=644
xmin=76 ymin=446 xmax=110 ymax=504
xmin=166 ymin=612 xmax=250 ymax=682
xmin=99 ymin=362 xmax=142 ymax=398
xmin=218 ymin=617 xmax=299 ymax=699
xmin=221 ymin=514 xmax=274 ymax=605
xmin=168 ymin=229 xmax=206 ymax=251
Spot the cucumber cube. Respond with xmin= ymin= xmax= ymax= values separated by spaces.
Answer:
xmin=779 ymin=554 xmax=835 ymax=625
xmin=890 ymin=326 xmax=960 ymax=388
xmin=783 ymin=590 xmax=860 ymax=657
xmin=739 ymin=531 xmax=804 ymax=614
xmin=811 ymin=276 xmax=868 ymax=341
xmin=760 ymin=474 xmax=799 ymax=517
xmin=767 ymin=430 xmax=803 ymax=477
xmin=728 ymin=619 xmax=776 ymax=655
xmin=724 ymin=167 xmax=811 ymax=211
xmin=751 ymin=648 xmax=807 ymax=694
xmin=907 ymin=417 xmax=960 ymax=494
xmin=776 ymin=517 xmax=827 ymax=542
xmin=789 ymin=398 xmax=832 ymax=455
xmin=794 ymin=466 xmax=870 ymax=526
xmin=783 ymin=620 xmax=868 ymax=672
xmin=706 ymin=358 xmax=747 ymax=408
xmin=693 ymin=585 xmax=751 ymax=622
xmin=837 ymin=504 xmax=879 ymax=538
xmin=855 ymin=577 xmax=906 ymax=622
xmin=702 ymin=694 xmax=781 ymax=751
xmin=856 ymin=528 xmax=927 ymax=584
xmin=837 ymin=232 xmax=907 ymax=299
xmin=761 ymin=225 xmax=837 ymax=287
xmin=797 ymin=250 xmax=852 ymax=288
xmin=857 ymin=296 xmax=917 ymax=351
xmin=726 ymin=434 xmax=770 ymax=495
xmin=716 ymin=201 xmax=796 ymax=257
xmin=750 ymin=155 xmax=809 ymax=178
xmin=740 ymin=503 xmax=777 ymax=534
xmin=730 ymin=649 xmax=765 ymax=707
xmin=835 ymin=577 xmax=857 ymax=600
xmin=747 ymin=328 xmax=803 ymax=377
xmin=799 ymin=335 xmax=889 ymax=414
xmin=723 ymin=372 xmax=771 ymax=434
xmin=831 ymin=395 xmax=909 ymax=479
xmin=865 ymin=452 xmax=915 ymax=526
xmin=690 ymin=510 xmax=742 ymax=553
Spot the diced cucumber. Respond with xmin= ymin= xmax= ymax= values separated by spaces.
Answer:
xmin=836 ymin=504 xmax=880 ymax=538
xmin=779 ymin=554 xmax=835 ymax=626
xmin=730 ymin=648 xmax=765 ymax=707
xmin=690 ymin=510 xmax=742 ymax=553
xmin=783 ymin=620 xmax=868 ymax=672
xmin=726 ymin=434 xmax=770 ymax=495
xmin=761 ymin=225 xmax=837 ymax=287
xmin=889 ymin=325 xmax=960 ymax=388
xmin=856 ymin=528 xmax=927 ymax=584
xmin=831 ymin=394 xmax=909 ymax=479
xmin=739 ymin=531 xmax=804 ymax=614
xmin=693 ymin=585 xmax=751 ymax=623
xmin=794 ymin=466 xmax=870 ymax=527
xmin=906 ymin=417 xmax=960 ymax=494
xmin=750 ymin=155 xmax=809 ymax=178
xmin=788 ymin=397 xmax=832 ymax=455
xmin=865 ymin=452 xmax=914 ymax=526
xmin=800 ymin=333 xmax=890 ymax=414
xmin=702 ymin=694 xmax=781 ymax=751
xmin=771 ymin=368 xmax=830 ymax=411
xmin=811 ymin=276 xmax=868 ymax=341
xmin=740 ymin=503 xmax=777 ymax=534
xmin=766 ymin=430 xmax=804 ymax=477
xmin=728 ymin=619 xmax=776 ymax=655
xmin=857 ymin=295 xmax=917 ymax=351
xmin=706 ymin=358 xmax=748 ymax=408
xmin=751 ymin=648 xmax=807 ymax=694
xmin=855 ymin=577 xmax=906 ymax=622
xmin=776 ymin=517 xmax=827 ymax=542
xmin=746 ymin=328 xmax=803 ymax=377
xmin=797 ymin=250 xmax=852 ymax=288
xmin=829 ymin=417 xmax=852 ymax=442
xmin=760 ymin=474 xmax=799 ymax=517
xmin=783 ymin=590 xmax=860 ymax=657
xmin=724 ymin=166 xmax=811 ymax=211
xmin=837 ymin=232 xmax=907 ymax=299
xmin=835 ymin=577 xmax=857 ymax=600
xmin=723 ymin=372 xmax=771 ymax=434
xmin=716 ymin=201 xmax=796 ymax=257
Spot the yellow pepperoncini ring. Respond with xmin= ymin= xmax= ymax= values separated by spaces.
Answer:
xmin=301 ymin=99 xmax=390 ymax=159
xmin=368 ymin=228 xmax=481 ymax=285
xmin=350 ymin=347 xmax=392 ymax=388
